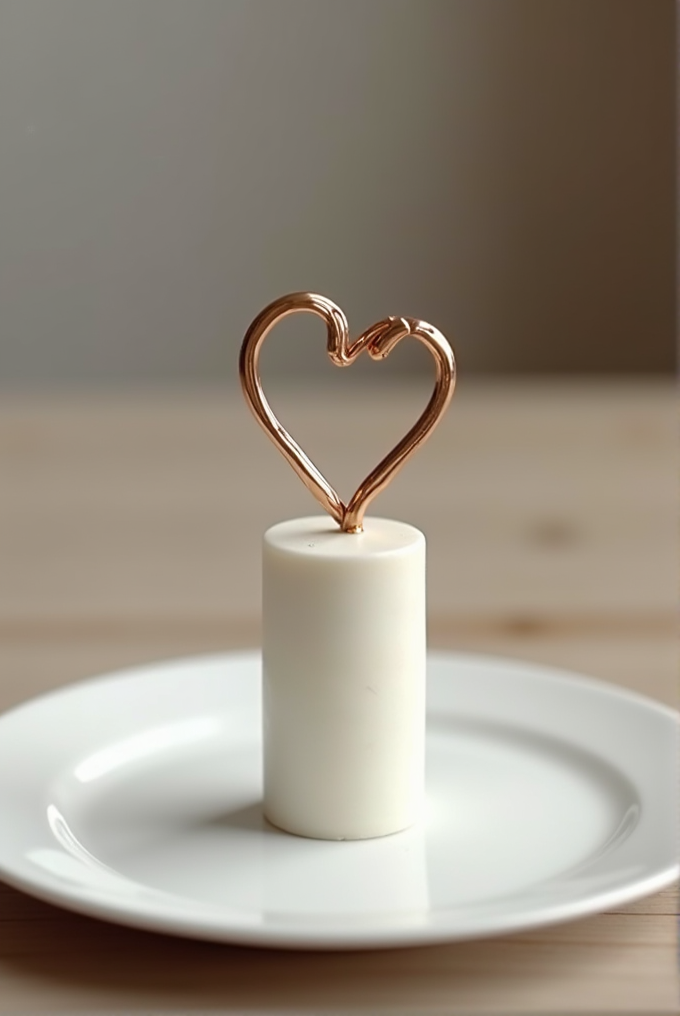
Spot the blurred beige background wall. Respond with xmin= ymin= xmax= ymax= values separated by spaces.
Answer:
xmin=0 ymin=0 xmax=674 ymax=384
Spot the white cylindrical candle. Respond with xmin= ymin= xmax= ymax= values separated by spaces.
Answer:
xmin=262 ymin=515 xmax=426 ymax=841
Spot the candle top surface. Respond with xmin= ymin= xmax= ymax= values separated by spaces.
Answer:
xmin=264 ymin=516 xmax=425 ymax=559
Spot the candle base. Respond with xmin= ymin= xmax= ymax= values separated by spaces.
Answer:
xmin=262 ymin=809 xmax=417 ymax=842
xmin=262 ymin=515 xmax=426 ymax=841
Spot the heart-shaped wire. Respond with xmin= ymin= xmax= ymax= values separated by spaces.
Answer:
xmin=239 ymin=292 xmax=456 ymax=533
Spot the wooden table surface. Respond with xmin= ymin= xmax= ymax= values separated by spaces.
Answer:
xmin=0 ymin=379 xmax=677 ymax=1014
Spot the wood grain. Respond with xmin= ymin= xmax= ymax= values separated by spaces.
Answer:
xmin=0 ymin=380 xmax=676 ymax=1013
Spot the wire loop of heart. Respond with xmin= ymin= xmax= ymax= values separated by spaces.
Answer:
xmin=239 ymin=292 xmax=456 ymax=533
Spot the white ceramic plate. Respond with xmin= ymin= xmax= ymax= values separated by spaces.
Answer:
xmin=0 ymin=651 xmax=676 ymax=950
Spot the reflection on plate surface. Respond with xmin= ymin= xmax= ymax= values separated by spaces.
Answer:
xmin=0 ymin=651 xmax=676 ymax=948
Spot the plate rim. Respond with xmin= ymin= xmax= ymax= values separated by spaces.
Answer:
xmin=0 ymin=649 xmax=677 ymax=950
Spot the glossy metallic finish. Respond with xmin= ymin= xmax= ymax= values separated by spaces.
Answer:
xmin=239 ymin=292 xmax=456 ymax=532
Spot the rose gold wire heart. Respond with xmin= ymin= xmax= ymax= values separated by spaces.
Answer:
xmin=239 ymin=292 xmax=456 ymax=533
